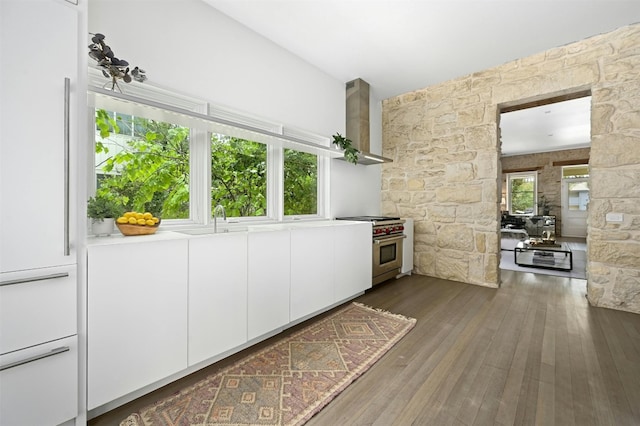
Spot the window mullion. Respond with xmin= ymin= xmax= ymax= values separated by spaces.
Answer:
xmin=188 ymin=127 xmax=209 ymax=225
xmin=268 ymin=146 xmax=284 ymax=221
xmin=188 ymin=103 xmax=210 ymax=225
xmin=318 ymin=156 xmax=329 ymax=218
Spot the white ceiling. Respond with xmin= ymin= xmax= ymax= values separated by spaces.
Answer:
xmin=203 ymin=0 xmax=640 ymax=155
xmin=500 ymin=96 xmax=592 ymax=156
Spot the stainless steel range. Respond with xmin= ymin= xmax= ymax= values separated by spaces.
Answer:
xmin=335 ymin=216 xmax=406 ymax=286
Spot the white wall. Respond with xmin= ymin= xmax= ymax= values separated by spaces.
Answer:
xmin=89 ymin=0 xmax=380 ymax=217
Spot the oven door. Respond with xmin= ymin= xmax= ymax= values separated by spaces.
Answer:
xmin=372 ymin=234 xmax=406 ymax=285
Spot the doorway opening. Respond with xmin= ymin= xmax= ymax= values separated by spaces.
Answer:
xmin=561 ymin=164 xmax=589 ymax=237
xmin=498 ymin=91 xmax=591 ymax=278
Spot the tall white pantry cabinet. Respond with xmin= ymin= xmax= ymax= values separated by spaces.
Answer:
xmin=0 ymin=0 xmax=84 ymax=425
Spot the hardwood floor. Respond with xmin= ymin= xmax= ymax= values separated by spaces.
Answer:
xmin=90 ymin=271 xmax=640 ymax=426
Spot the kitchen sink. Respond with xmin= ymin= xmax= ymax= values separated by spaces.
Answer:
xmin=175 ymin=226 xmax=248 ymax=235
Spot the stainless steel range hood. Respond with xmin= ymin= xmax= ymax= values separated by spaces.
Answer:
xmin=344 ymin=78 xmax=392 ymax=165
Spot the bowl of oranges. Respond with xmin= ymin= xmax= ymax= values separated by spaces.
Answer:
xmin=115 ymin=211 xmax=161 ymax=236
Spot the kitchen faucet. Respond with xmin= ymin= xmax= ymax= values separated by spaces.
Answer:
xmin=213 ymin=204 xmax=226 ymax=233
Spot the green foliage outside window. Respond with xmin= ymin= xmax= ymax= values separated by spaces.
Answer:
xmin=210 ymin=134 xmax=267 ymax=217
xmin=510 ymin=176 xmax=535 ymax=214
xmin=95 ymin=109 xmax=319 ymax=221
xmin=95 ymin=109 xmax=190 ymax=218
xmin=284 ymin=149 xmax=317 ymax=215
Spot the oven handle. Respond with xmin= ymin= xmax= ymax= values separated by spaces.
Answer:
xmin=374 ymin=234 xmax=407 ymax=244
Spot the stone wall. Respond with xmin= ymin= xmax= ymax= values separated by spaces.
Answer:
xmin=501 ymin=147 xmax=591 ymax=235
xmin=381 ymin=23 xmax=640 ymax=313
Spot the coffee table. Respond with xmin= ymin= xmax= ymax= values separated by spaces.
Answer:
xmin=514 ymin=240 xmax=573 ymax=271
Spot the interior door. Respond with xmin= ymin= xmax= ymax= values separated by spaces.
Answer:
xmin=561 ymin=177 xmax=589 ymax=237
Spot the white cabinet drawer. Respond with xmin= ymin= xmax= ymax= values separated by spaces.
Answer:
xmin=0 ymin=265 xmax=77 ymax=354
xmin=0 ymin=335 xmax=78 ymax=426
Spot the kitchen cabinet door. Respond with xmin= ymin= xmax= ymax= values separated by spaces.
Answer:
xmin=0 ymin=265 xmax=77 ymax=355
xmin=247 ymin=230 xmax=290 ymax=340
xmin=334 ymin=222 xmax=372 ymax=301
xmin=188 ymin=233 xmax=248 ymax=366
xmin=290 ymin=226 xmax=334 ymax=321
xmin=0 ymin=335 xmax=78 ymax=426
xmin=87 ymin=239 xmax=188 ymax=410
xmin=0 ymin=0 xmax=79 ymax=272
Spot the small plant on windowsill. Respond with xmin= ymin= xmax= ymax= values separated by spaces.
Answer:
xmin=87 ymin=194 xmax=122 ymax=236
xmin=331 ymin=133 xmax=359 ymax=165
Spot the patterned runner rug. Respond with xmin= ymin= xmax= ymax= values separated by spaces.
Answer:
xmin=120 ymin=302 xmax=416 ymax=426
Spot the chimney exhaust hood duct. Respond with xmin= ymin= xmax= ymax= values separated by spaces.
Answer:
xmin=344 ymin=78 xmax=392 ymax=165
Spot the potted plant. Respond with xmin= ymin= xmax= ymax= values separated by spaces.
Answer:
xmin=87 ymin=194 xmax=121 ymax=236
xmin=331 ymin=133 xmax=359 ymax=165
xmin=538 ymin=195 xmax=554 ymax=216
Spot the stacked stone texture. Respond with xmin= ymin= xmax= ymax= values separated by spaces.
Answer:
xmin=381 ymin=24 xmax=640 ymax=314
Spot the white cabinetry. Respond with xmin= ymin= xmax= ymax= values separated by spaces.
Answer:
xmin=247 ymin=230 xmax=290 ymax=340
xmin=290 ymin=226 xmax=335 ymax=321
xmin=0 ymin=0 xmax=79 ymax=272
xmin=0 ymin=266 xmax=77 ymax=355
xmin=87 ymin=239 xmax=189 ymax=410
xmin=84 ymin=221 xmax=371 ymax=410
xmin=334 ymin=222 xmax=372 ymax=301
xmin=0 ymin=335 xmax=78 ymax=426
xmin=0 ymin=267 xmax=78 ymax=426
xmin=188 ymin=233 xmax=248 ymax=366
xmin=0 ymin=1 xmax=81 ymax=424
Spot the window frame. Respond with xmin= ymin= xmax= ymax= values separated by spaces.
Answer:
xmin=562 ymin=164 xmax=589 ymax=179
xmin=89 ymin=71 xmax=329 ymax=228
xmin=506 ymin=171 xmax=538 ymax=216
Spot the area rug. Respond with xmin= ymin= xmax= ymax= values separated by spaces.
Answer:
xmin=500 ymin=249 xmax=587 ymax=279
xmin=120 ymin=302 xmax=416 ymax=426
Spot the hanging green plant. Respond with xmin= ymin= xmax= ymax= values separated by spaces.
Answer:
xmin=331 ymin=133 xmax=359 ymax=165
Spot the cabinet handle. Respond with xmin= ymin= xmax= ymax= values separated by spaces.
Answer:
xmin=0 ymin=346 xmax=70 ymax=372
xmin=0 ymin=272 xmax=69 ymax=287
xmin=373 ymin=234 xmax=407 ymax=245
xmin=64 ymin=77 xmax=71 ymax=256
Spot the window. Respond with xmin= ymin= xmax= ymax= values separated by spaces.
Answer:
xmin=95 ymin=109 xmax=190 ymax=219
xmin=562 ymin=164 xmax=589 ymax=179
xmin=506 ymin=171 xmax=537 ymax=215
xmin=563 ymin=165 xmax=589 ymax=211
xmin=210 ymin=134 xmax=267 ymax=217
xmin=91 ymin=81 xmax=327 ymax=225
xmin=284 ymin=149 xmax=318 ymax=216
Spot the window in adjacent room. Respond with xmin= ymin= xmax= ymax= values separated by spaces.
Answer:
xmin=506 ymin=171 xmax=537 ymax=215
xmin=562 ymin=164 xmax=589 ymax=179
xmin=562 ymin=165 xmax=589 ymax=211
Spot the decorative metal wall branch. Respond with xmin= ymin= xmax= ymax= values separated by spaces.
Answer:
xmin=88 ymin=33 xmax=147 ymax=93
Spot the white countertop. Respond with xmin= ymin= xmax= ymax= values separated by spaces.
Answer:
xmin=86 ymin=219 xmax=368 ymax=246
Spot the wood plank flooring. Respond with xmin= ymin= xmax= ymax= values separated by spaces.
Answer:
xmin=90 ymin=270 xmax=640 ymax=426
